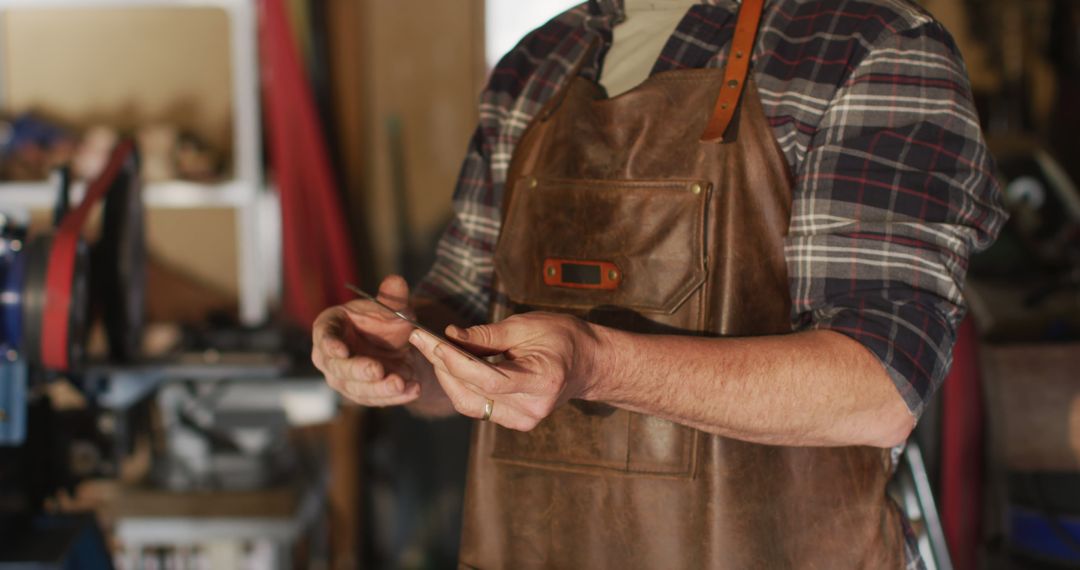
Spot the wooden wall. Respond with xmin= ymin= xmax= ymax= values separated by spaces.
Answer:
xmin=339 ymin=0 xmax=487 ymax=282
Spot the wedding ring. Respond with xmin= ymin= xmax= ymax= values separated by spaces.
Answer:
xmin=482 ymin=399 xmax=494 ymax=422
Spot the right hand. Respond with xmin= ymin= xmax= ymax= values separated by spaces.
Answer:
xmin=312 ymin=275 xmax=427 ymax=406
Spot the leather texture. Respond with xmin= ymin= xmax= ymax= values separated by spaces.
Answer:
xmin=459 ymin=5 xmax=905 ymax=568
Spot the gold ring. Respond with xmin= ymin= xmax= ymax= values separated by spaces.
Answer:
xmin=482 ymin=399 xmax=494 ymax=422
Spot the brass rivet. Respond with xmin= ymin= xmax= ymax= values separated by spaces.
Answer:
xmin=528 ymin=177 xmax=539 ymax=189
xmin=546 ymin=266 xmax=556 ymax=277
xmin=720 ymin=103 xmax=729 ymax=110
xmin=728 ymin=79 xmax=739 ymax=88
xmin=608 ymin=269 xmax=620 ymax=281
xmin=690 ymin=183 xmax=702 ymax=195
xmin=735 ymin=50 xmax=744 ymax=59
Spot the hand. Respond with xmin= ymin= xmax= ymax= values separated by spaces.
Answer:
xmin=312 ymin=275 xmax=431 ymax=407
xmin=407 ymin=312 xmax=605 ymax=431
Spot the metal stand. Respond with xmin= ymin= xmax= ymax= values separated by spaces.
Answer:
xmin=896 ymin=441 xmax=955 ymax=570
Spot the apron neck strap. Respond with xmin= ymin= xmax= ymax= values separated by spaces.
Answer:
xmin=700 ymin=0 xmax=766 ymax=143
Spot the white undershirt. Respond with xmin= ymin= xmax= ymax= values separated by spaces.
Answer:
xmin=600 ymin=0 xmax=741 ymax=97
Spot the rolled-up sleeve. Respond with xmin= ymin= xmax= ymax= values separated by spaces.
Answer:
xmin=786 ymin=20 xmax=1007 ymax=419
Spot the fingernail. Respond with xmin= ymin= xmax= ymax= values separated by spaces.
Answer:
xmin=447 ymin=325 xmax=466 ymax=339
xmin=409 ymin=330 xmax=422 ymax=345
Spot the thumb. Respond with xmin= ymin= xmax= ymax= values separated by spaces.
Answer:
xmin=445 ymin=321 xmax=526 ymax=353
xmin=377 ymin=274 xmax=411 ymax=311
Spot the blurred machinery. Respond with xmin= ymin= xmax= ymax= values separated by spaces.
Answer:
xmin=0 ymin=141 xmax=142 ymax=566
xmin=969 ymin=138 xmax=1080 ymax=342
xmin=967 ymin=142 xmax=1080 ymax=569
xmin=0 ymin=142 xmax=335 ymax=569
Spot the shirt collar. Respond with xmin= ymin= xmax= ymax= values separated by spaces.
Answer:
xmin=589 ymin=0 xmax=740 ymax=22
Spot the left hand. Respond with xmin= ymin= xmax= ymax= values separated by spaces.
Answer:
xmin=407 ymin=312 xmax=604 ymax=431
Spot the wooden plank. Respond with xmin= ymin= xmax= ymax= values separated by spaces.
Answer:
xmin=362 ymin=0 xmax=486 ymax=278
xmin=325 ymin=0 xmax=376 ymax=289
xmin=114 ymin=486 xmax=301 ymax=518
xmin=327 ymin=405 xmax=363 ymax=569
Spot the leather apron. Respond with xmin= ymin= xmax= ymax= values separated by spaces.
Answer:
xmin=460 ymin=1 xmax=905 ymax=567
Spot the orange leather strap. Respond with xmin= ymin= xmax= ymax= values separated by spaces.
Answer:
xmin=700 ymin=0 xmax=766 ymax=142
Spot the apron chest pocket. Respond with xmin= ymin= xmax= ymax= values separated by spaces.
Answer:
xmin=495 ymin=176 xmax=710 ymax=317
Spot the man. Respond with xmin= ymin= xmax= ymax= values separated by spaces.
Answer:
xmin=313 ymin=0 xmax=1005 ymax=567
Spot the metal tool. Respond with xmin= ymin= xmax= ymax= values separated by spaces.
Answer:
xmin=345 ymin=284 xmax=508 ymax=378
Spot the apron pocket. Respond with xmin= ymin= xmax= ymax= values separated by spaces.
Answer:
xmin=495 ymin=176 xmax=709 ymax=316
xmin=490 ymin=176 xmax=710 ymax=478
xmin=491 ymin=405 xmax=700 ymax=477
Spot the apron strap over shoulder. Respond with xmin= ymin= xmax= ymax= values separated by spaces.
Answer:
xmin=700 ymin=0 xmax=766 ymax=143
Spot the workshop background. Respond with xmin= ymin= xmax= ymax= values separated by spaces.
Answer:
xmin=0 ymin=0 xmax=1076 ymax=568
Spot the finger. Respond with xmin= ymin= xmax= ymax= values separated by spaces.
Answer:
xmin=376 ymin=274 xmax=411 ymax=311
xmin=441 ymin=324 xmax=503 ymax=358
xmin=325 ymin=370 xmax=417 ymax=402
xmin=357 ymin=392 xmax=421 ymax=407
xmin=313 ymin=308 xmax=350 ymax=358
xmin=342 ymin=373 xmax=409 ymax=398
xmin=430 ymin=336 xmax=521 ymax=396
xmin=446 ymin=320 xmax=530 ymax=354
xmin=410 ymin=329 xmax=511 ymax=392
xmin=363 ymin=391 xmax=421 ymax=407
xmin=337 ymin=374 xmax=418 ymax=402
xmin=483 ymin=397 xmax=538 ymax=431
xmin=340 ymin=300 xmax=415 ymax=353
xmin=409 ymin=330 xmax=487 ymax=415
xmin=408 ymin=329 xmax=455 ymax=381
xmin=314 ymin=328 xmax=349 ymax=361
xmin=435 ymin=351 xmax=548 ymax=430
xmin=436 ymin=373 xmax=489 ymax=421
xmin=339 ymin=381 xmax=422 ymax=407
xmin=409 ymin=331 xmax=535 ymax=429
xmin=324 ymin=355 xmax=386 ymax=385
xmin=422 ymin=372 xmax=529 ymax=431
xmin=320 ymin=336 xmax=349 ymax=359
xmin=347 ymin=309 xmax=411 ymax=337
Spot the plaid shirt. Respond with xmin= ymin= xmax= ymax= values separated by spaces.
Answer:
xmin=418 ymin=0 xmax=1004 ymax=423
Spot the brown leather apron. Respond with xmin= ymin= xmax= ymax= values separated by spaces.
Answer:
xmin=460 ymin=1 xmax=905 ymax=567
